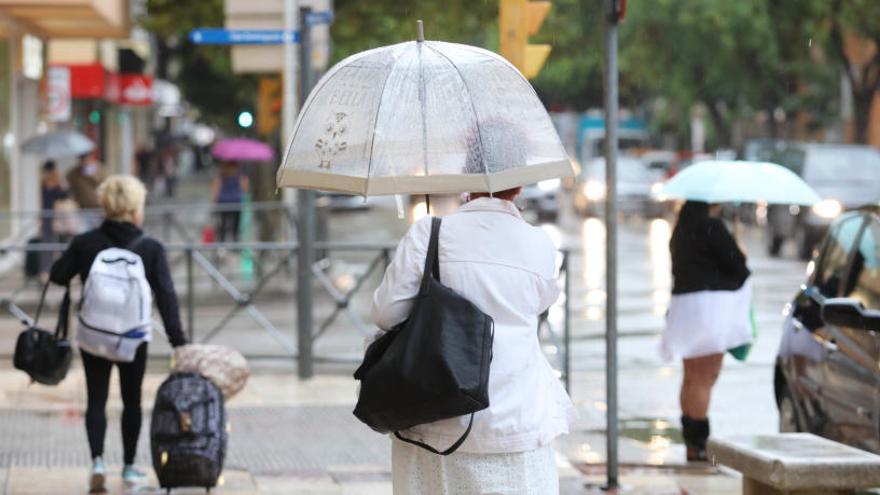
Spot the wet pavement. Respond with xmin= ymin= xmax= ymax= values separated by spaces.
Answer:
xmin=0 ymin=183 xmax=814 ymax=493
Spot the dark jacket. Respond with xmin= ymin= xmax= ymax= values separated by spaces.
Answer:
xmin=670 ymin=202 xmax=750 ymax=295
xmin=50 ymin=220 xmax=187 ymax=347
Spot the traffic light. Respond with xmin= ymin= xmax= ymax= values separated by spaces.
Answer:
xmin=257 ymin=77 xmax=282 ymax=136
xmin=499 ymin=0 xmax=552 ymax=79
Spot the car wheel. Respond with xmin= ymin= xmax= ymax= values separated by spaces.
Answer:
xmin=778 ymin=387 xmax=801 ymax=433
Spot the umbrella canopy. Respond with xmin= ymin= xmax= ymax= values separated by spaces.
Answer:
xmin=21 ymin=130 xmax=94 ymax=158
xmin=276 ymin=40 xmax=573 ymax=196
xmin=660 ymin=160 xmax=822 ymax=205
xmin=211 ymin=138 xmax=274 ymax=162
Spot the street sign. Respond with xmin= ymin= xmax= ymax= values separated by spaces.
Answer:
xmin=189 ymin=11 xmax=331 ymax=45
xmin=189 ymin=28 xmax=301 ymax=45
xmin=305 ymin=10 xmax=334 ymax=26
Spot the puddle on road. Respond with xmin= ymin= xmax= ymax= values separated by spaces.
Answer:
xmin=617 ymin=417 xmax=683 ymax=445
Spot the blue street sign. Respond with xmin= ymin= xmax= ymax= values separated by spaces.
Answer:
xmin=190 ymin=12 xmax=331 ymax=45
xmin=305 ymin=10 xmax=334 ymax=26
xmin=189 ymin=28 xmax=301 ymax=45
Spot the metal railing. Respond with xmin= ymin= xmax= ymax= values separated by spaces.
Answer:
xmin=0 ymin=231 xmax=572 ymax=390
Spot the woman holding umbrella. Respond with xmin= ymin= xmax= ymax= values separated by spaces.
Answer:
xmin=659 ymin=160 xmax=822 ymax=462
xmin=662 ymin=201 xmax=751 ymax=462
xmin=209 ymin=138 xmax=271 ymax=243
xmin=276 ymin=32 xmax=577 ymax=494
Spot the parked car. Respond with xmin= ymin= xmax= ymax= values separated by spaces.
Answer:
xmin=573 ymin=157 xmax=665 ymax=218
xmin=775 ymin=208 xmax=880 ymax=453
xmin=766 ymin=143 xmax=880 ymax=259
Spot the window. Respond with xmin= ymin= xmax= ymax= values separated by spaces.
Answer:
xmin=845 ymin=218 xmax=880 ymax=310
xmin=816 ymin=213 xmax=864 ymax=298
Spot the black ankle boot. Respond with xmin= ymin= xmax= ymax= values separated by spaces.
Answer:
xmin=681 ymin=415 xmax=710 ymax=462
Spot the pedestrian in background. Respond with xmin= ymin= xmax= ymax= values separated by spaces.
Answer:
xmin=211 ymin=161 xmax=249 ymax=243
xmin=38 ymin=160 xmax=68 ymax=275
xmin=66 ymin=153 xmax=106 ymax=228
xmin=158 ymin=146 xmax=178 ymax=198
xmin=372 ymin=186 xmax=575 ymax=494
xmin=134 ymin=143 xmax=154 ymax=192
xmin=662 ymin=201 xmax=752 ymax=462
xmin=50 ymin=175 xmax=187 ymax=492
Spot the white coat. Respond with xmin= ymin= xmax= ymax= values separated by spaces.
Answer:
xmin=371 ymin=197 xmax=576 ymax=454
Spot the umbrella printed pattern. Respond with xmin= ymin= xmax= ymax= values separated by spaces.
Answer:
xmin=277 ymin=40 xmax=572 ymax=195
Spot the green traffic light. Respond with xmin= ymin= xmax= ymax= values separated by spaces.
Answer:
xmin=238 ymin=111 xmax=254 ymax=128
xmin=88 ymin=110 xmax=101 ymax=125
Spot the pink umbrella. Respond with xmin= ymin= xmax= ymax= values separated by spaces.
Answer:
xmin=211 ymin=138 xmax=274 ymax=162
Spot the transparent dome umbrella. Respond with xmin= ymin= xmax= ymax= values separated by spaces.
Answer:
xmin=276 ymin=37 xmax=573 ymax=196
xmin=660 ymin=160 xmax=822 ymax=205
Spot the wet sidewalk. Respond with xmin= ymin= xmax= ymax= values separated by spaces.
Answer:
xmin=0 ymin=364 xmax=740 ymax=494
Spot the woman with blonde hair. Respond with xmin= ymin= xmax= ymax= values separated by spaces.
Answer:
xmin=51 ymin=175 xmax=187 ymax=492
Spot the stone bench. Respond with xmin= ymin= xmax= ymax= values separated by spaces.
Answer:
xmin=707 ymin=433 xmax=880 ymax=495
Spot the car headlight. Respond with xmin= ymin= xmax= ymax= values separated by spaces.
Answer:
xmin=582 ymin=180 xmax=606 ymax=201
xmin=537 ymin=178 xmax=561 ymax=192
xmin=651 ymin=182 xmax=663 ymax=194
xmin=811 ymin=199 xmax=842 ymax=219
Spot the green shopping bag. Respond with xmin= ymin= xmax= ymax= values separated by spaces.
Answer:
xmin=728 ymin=304 xmax=757 ymax=361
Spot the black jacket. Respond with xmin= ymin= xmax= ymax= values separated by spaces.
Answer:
xmin=670 ymin=202 xmax=750 ymax=295
xmin=50 ymin=220 xmax=187 ymax=347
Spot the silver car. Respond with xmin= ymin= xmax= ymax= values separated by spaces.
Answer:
xmin=573 ymin=156 xmax=665 ymax=217
xmin=767 ymin=144 xmax=880 ymax=259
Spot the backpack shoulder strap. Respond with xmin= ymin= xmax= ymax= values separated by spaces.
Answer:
xmin=125 ymin=234 xmax=147 ymax=252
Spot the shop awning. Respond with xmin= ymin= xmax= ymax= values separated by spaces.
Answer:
xmin=0 ymin=0 xmax=128 ymax=38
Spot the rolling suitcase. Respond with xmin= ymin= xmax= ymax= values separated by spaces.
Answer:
xmin=150 ymin=372 xmax=227 ymax=493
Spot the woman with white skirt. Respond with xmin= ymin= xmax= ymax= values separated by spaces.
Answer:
xmin=661 ymin=201 xmax=752 ymax=462
xmin=372 ymin=188 xmax=576 ymax=495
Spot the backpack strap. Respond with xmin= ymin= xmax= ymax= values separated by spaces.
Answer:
xmin=125 ymin=234 xmax=146 ymax=252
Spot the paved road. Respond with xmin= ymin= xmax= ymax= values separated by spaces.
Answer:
xmin=0 ymin=187 xmax=808 ymax=472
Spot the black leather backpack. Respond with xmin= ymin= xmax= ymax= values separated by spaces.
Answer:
xmin=353 ymin=217 xmax=494 ymax=455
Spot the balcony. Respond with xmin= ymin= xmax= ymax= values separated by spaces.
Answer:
xmin=0 ymin=0 xmax=128 ymax=38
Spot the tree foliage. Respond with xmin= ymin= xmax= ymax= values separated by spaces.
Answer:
xmin=141 ymin=0 xmax=260 ymax=131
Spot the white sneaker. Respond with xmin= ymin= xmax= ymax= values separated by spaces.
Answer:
xmin=122 ymin=464 xmax=148 ymax=486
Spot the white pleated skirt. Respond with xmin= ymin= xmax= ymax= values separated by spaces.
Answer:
xmin=661 ymin=279 xmax=753 ymax=360
xmin=391 ymin=439 xmax=559 ymax=495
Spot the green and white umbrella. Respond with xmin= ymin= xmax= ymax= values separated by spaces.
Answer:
xmin=660 ymin=160 xmax=821 ymax=205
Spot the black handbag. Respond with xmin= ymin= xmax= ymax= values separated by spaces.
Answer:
xmin=353 ymin=217 xmax=494 ymax=455
xmin=13 ymin=282 xmax=72 ymax=385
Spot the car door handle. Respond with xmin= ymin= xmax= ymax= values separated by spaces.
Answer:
xmin=822 ymin=339 xmax=838 ymax=353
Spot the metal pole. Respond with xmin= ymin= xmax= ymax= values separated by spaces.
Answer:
xmin=186 ymin=247 xmax=195 ymax=342
xmin=603 ymin=0 xmax=620 ymax=489
xmin=563 ymin=250 xmax=571 ymax=394
xmin=296 ymin=6 xmax=315 ymax=379
xmin=282 ymin=0 xmax=299 ymax=218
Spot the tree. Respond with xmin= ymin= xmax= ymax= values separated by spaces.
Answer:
xmin=620 ymin=0 xmax=838 ymax=148
xmin=826 ymin=0 xmax=880 ymax=143
xmin=140 ymin=0 xmax=260 ymax=131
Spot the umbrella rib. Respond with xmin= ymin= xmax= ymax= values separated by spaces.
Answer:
xmin=418 ymin=41 xmax=430 ymax=184
xmin=425 ymin=43 xmax=491 ymax=193
xmin=362 ymin=61 xmax=397 ymax=197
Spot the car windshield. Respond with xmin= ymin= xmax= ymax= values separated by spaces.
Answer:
xmin=804 ymin=148 xmax=880 ymax=182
